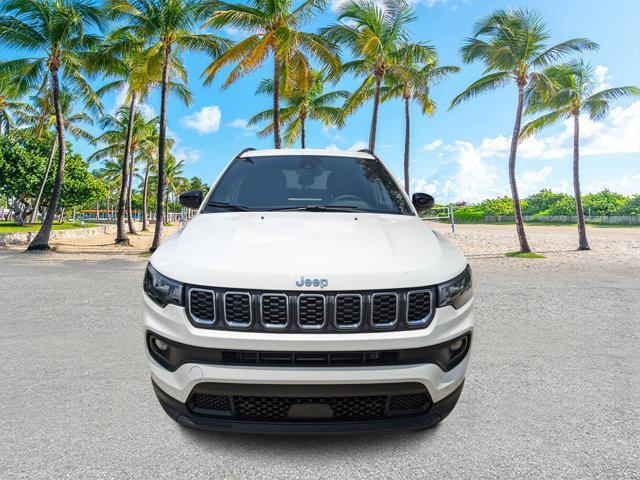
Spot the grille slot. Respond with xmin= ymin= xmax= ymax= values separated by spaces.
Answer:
xmin=406 ymin=289 xmax=433 ymax=326
xmin=260 ymin=294 xmax=289 ymax=329
xmin=224 ymin=292 xmax=252 ymax=327
xmin=334 ymin=294 xmax=363 ymax=330
xmin=233 ymin=395 xmax=387 ymax=421
xmin=388 ymin=393 xmax=429 ymax=412
xmin=370 ymin=293 xmax=398 ymax=328
xmin=188 ymin=393 xmax=232 ymax=414
xmin=189 ymin=288 xmax=216 ymax=325
xmin=297 ymin=294 xmax=326 ymax=330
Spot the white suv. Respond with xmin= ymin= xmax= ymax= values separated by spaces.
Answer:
xmin=143 ymin=148 xmax=473 ymax=434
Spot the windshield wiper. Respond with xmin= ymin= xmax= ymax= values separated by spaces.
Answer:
xmin=267 ymin=205 xmax=360 ymax=212
xmin=207 ymin=201 xmax=253 ymax=211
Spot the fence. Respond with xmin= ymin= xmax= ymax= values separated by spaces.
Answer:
xmin=482 ymin=215 xmax=640 ymax=225
xmin=420 ymin=205 xmax=457 ymax=233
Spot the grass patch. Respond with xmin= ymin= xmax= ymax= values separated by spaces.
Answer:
xmin=0 ymin=220 xmax=96 ymax=234
xmin=506 ymin=251 xmax=546 ymax=259
xmin=139 ymin=251 xmax=152 ymax=258
xmin=441 ymin=219 xmax=639 ymax=228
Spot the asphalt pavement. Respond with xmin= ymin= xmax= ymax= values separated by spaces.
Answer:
xmin=0 ymin=249 xmax=638 ymax=479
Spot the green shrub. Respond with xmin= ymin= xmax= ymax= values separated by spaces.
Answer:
xmin=614 ymin=195 xmax=640 ymax=215
xmin=545 ymin=196 xmax=578 ymax=215
xmin=523 ymin=189 xmax=573 ymax=215
xmin=477 ymin=196 xmax=517 ymax=216
xmin=582 ymin=189 xmax=628 ymax=215
xmin=453 ymin=205 xmax=485 ymax=222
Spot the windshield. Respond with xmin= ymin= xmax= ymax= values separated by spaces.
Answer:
xmin=203 ymin=154 xmax=413 ymax=215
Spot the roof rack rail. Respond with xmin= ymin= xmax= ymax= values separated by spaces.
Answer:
xmin=236 ymin=147 xmax=256 ymax=158
xmin=358 ymin=148 xmax=379 ymax=159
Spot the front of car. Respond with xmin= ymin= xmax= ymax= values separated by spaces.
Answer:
xmin=143 ymin=148 xmax=473 ymax=433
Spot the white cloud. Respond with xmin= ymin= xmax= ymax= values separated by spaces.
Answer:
xmin=111 ymin=84 xmax=155 ymax=120
xmin=584 ymin=174 xmax=640 ymax=195
xmin=416 ymin=101 xmax=639 ymax=203
xmin=594 ymin=65 xmax=611 ymax=92
xmin=138 ymin=103 xmax=156 ymax=120
xmin=438 ymin=141 xmax=501 ymax=203
xmin=325 ymin=144 xmax=340 ymax=150
xmin=227 ymin=118 xmax=250 ymax=129
xmin=331 ymin=0 xmax=456 ymax=11
xmin=348 ymin=140 xmax=368 ymax=151
xmin=473 ymin=101 xmax=640 ymax=161
xmin=410 ymin=178 xmax=438 ymax=195
xmin=181 ymin=105 xmax=222 ymax=134
xmin=519 ymin=166 xmax=554 ymax=195
xmin=422 ymin=139 xmax=443 ymax=151
xmin=174 ymin=147 xmax=203 ymax=164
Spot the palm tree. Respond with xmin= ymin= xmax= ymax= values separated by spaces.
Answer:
xmin=91 ymin=108 xmax=166 ymax=231
xmin=0 ymin=0 xmax=105 ymax=250
xmin=380 ymin=44 xmax=459 ymax=193
xmin=94 ymin=30 xmax=192 ymax=244
xmin=203 ymin=0 xmax=340 ymax=149
xmin=248 ymin=71 xmax=348 ymax=148
xmin=521 ymin=61 xmax=639 ymax=250
xmin=108 ymin=0 xmax=228 ymax=252
xmin=0 ymin=70 xmax=35 ymax=133
xmin=25 ymin=87 xmax=95 ymax=223
xmin=450 ymin=8 xmax=598 ymax=253
xmin=134 ymin=123 xmax=160 ymax=231
xmin=323 ymin=0 xmax=415 ymax=152
xmin=149 ymin=153 xmax=186 ymax=224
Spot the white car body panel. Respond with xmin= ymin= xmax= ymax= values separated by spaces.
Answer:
xmin=151 ymin=212 xmax=467 ymax=291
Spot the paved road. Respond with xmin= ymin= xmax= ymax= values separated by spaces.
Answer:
xmin=1 ymin=250 xmax=638 ymax=479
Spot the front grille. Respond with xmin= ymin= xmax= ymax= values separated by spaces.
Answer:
xmin=189 ymin=289 xmax=216 ymax=324
xmin=261 ymin=294 xmax=289 ymax=329
xmin=297 ymin=295 xmax=326 ymax=329
xmin=235 ymin=395 xmax=387 ymax=420
xmin=186 ymin=286 xmax=435 ymax=333
xmin=224 ymin=292 xmax=252 ymax=327
xmin=407 ymin=290 xmax=432 ymax=326
xmin=221 ymin=350 xmax=399 ymax=366
xmin=371 ymin=293 xmax=398 ymax=328
xmin=335 ymin=294 xmax=363 ymax=329
xmin=187 ymin=390 xmax=431 ymax=422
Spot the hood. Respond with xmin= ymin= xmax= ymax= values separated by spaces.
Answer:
xmin=151 ymin=212 xmax=467 ymax=290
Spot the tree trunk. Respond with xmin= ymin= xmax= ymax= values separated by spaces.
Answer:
xmin=164 ymin=189 xmax=169 ymax=225
xmin=142 ymin=160 xmax=149 ymax=231
xmin=273 ymin=58 xmax=282 ymax=149
xmin=28 ymin=68 xmax=66 ymax=251
xmin=300 ymin=114 xmax=306 ymax=149
xmin=368 ymin=74 xmax=382 ymax=153
xmin=151 ymin=45 xmax=171 ymax=252
xmin=116 ymin=92 xmax=138 ymax=245
xmin=403 ymin=96 xmax=411 ymax=194
xmin=126 ymin=150 xmax=137 ymax=234
xmin=507 ymin=84 xmax=531 ymax=253
xmin=29 ymin=137 xmax=57 ymax=224
xmin=573 ymin=113 xmax=590 ymax=250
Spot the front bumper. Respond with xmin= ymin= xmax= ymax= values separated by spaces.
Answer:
xmin=144 ymin=292 xmax=473 ymax=432
xmin=153 ymin=379 xmax=465 ymax=434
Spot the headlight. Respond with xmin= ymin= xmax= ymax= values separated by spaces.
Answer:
xmin=437 ymin=265 xmax=472 ymax=309
xmin=143 ymin=264 xmax=184 ymax=307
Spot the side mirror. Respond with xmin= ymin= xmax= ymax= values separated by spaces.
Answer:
xmin=179 ymin=190 xmax=204 ymax=209
xmin=412 ymin=193 xmax=435 ymax=211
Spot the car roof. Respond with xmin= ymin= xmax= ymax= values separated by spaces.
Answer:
xmin=238 ymin=148 xmax=375 ymax=159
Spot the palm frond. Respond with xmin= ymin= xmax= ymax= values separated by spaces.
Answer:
xmin=450 ymin=71 xmax=510 ymax=109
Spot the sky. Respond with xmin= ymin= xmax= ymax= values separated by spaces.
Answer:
xmin=5 ymin=0 xmax=640 ymax=203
